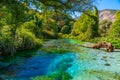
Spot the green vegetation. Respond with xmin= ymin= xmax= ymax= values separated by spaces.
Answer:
xmin=71 ymin=6 xmax=100 ymax=41
xmin=99 ymin=19 xmax=112 ymax=36
xmin=41 ymin=39 xmax=82 ymax=53
xmin=0 ymin=0 xmax=120 ymax=56
xmin=63 ymin=10 xmax=120 ymax=49
xmin=84 ymin=70 xmax=120 ymax=80
xmin=31 ymin=71 xmax=72 ymax=80
xmin=91 ymin=37 xmax=120 ymax=49
xmin=109 ymin=11 xmax=120 ymax=37
xmin=0 ymin=1 xmax=43 ymax=56
xmin=90 ymin=11 xmax=120 ymax=48
xmin=0 ymin=0 xmax=99 ymax=56
xmin=1 ymin=2 xmax=120 ymax=56
xmin=0 ymin=0 xmax=120 ymax=80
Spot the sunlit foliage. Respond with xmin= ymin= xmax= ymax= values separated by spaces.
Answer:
xmin=71 ymin=6 xmax=99 ymax=41
xmin=99 ymin=19 xmax=112 ymax=36
xmin=109 ymin=11 xmax=120 ymax=37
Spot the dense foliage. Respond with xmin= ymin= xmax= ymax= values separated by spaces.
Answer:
xmin=99 ymin=19 xmax=112 ymax=36
xmin=0 ymin=0 xmax=120 ymax=56
xmin=109 ymin=11 xmax=120 ymax=37
xmin=0 ymin=2 xmax=43 ymax=56
xmin=0 ymin=0 xmax=77 ymax=56
xmin=71 ymin=6 xmax=99 ymax=40
xmin=1 ymin=0 xmax=120 ymax=80
xmin=92 ymin=11 xmax=120 ymax=48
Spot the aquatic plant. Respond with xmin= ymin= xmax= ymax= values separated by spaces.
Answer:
xmin=41 ymin=39 xmax=82 ymax=54
xmin=73 ymin=70 xmax=120 ymax=80
xmin=31 ymin=71 xmax=72 ymax=80
xmin=87 ymin=70 xmax=120 ymax=80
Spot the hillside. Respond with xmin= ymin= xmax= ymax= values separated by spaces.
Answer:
xmin=99 ymin=9 xmax=119 ymax=22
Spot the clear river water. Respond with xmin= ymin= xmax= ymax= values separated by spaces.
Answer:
xmin=0 ymin=39 xmax=120 ymax=80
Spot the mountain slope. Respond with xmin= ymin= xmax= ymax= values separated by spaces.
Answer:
xmin=99 ymin=9 xmax=118 ymax=22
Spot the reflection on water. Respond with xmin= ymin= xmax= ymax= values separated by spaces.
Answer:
xmin=0 ymin=39 xmax=120 ymax=80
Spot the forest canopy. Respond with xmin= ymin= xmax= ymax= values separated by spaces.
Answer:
xmin=0 ymin=0 xmax=98 ymax=13
xmin=2 ymin=0 xmax=120 ymax=56
xmin=1 ymin=1 xmax=120 ymax=80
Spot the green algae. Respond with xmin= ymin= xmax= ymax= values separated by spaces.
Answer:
xmin=41 ymin=39 xmax=82 ymax=53
xmin=87 ymin=70 xmax=120 ymax=80
xmin=77 ymin=52 xmax=90 ymax=60
xmin=73 ymin=70 xmax=120 ymax=80
xmin=31 ymin=71 xmax=72 ymax=80
xmin=104 ymin=63 xmax=111 ymax=66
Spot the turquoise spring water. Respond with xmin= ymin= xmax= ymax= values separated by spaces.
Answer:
xmin=0 ymin=39 xmax=120 ymax=80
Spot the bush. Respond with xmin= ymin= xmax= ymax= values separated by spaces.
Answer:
xmin=109 ymin=11 xmax=120 ymax=37
xmin=61 ymin=25 xmax=70 ymax=34
xmin=0 ymin=26 xmax=14 ymax=55
xmin=16 ymin=28 xmax=43 ymax=50
xmin=71 ymin=6 xmax=99 ymax=40
xmin=99 ymin=19 xmax=112 ymax=36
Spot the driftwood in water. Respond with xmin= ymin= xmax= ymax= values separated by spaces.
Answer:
xmin=88 ymin=42 xmax=114 ymax=52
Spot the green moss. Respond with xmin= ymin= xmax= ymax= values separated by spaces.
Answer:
xmin=41 ymin=48 xmax=71 ymax=54
xmin=92 ymin=58 xmax=96 ymax=60
xmin=41 ymin=39 xmax=82 ymax=54
xmin=31 ymin=71 xmax=72 ymax=80
xmin=86 ymin=70 xmax=120 ymax=80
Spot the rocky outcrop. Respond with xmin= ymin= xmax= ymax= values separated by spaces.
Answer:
xmin=99 ymin=9 xmax=118 ymax=22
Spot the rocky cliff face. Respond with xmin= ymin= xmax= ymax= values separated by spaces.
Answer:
xmin=99 ymin=9 xmax=118 ymax=22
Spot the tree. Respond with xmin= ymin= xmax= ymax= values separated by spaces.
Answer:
xmin=4 ymin=0 xmax=97 ymax=17
xmin=0 ymin=0 xmax=98 ymax=55
xmin=5 ymin=1 xmax=28 ymax=56
xmin=71 ymin=6 xmax=99 ymax=40
xmin=61 ymin=25 xmax=70 ymax=34
xmin=99 ymin=19 xmax=112 ymax=36
xmin=0 ymin=0 xmax=40 ymax=55
xmin=109 ymin=11 xmax=120 ymax=37
xmin=27 ymin=0 xmax=98 ymax=12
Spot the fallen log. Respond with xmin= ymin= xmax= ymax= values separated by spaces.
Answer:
xmin=79 ymin=42 xmax=114 ymax=52
xmin=89 ymin=42 xmax=114 ymax=52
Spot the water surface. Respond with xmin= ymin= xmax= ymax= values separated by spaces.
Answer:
xmin=0 ymin=39 xmax=120 ymax=80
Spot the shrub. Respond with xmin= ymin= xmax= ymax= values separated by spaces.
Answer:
xmin=16 ymin=28 xmax=42 ymax=50
xmin=0 ymin=26 xmax=14 ymax=55
xmin=109 ymin=11 xmax=120 ymax=37
xmin=71 ymin=6 xmax=99 ymax=40
xmin=99 ymin=19 xmax=112 ymax=36
xmin=61 ymin=25 xmax=70 ymax=34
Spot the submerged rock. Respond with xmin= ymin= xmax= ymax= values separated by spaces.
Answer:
xmin=104 ymin=63 xmax=111 ymax=66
